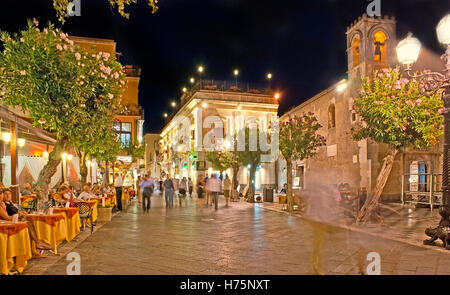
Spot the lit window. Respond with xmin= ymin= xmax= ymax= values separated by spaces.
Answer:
xmin=374 ymin=31 xmax=387 ymax=62
xmin=353 ymin=36 xmax=360 ymax=66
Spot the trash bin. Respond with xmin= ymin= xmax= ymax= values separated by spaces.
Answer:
xmin=264 ymin=188 xmax=274 ymax=202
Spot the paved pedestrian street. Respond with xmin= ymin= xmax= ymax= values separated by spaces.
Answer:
xmin=30 ymin=195 xmax=450 ymax=275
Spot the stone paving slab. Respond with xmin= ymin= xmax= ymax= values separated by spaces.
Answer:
xmin=18 ymin=194 xmax=450 ymax=275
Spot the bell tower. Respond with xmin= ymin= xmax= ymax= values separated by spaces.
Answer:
xmin=346 ymin=14 xmax=397 ymax=81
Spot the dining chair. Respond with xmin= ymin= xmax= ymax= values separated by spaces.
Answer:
xmin=73 ymin=202 xmax=93 ymax=234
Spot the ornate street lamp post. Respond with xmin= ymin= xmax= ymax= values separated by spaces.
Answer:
xmin=396 ymin=14 xmax=450 ymax=247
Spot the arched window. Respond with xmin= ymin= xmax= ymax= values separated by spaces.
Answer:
xmin=373 ymin=31 xmax=387 ymax=62
xmin=353 ymin=36 xmax=360 ymax=66
xmin=328 ymin=104 xmax=336 ymax=129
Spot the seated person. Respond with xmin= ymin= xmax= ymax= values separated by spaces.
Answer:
xmin=3 ymin=188 xmax=20 ymax=216
xmin=21 ymin=183 xmax=34 ymax=196
xmin=0 ymin=189 xmax=51 ymax=252
xmin=77 ymin=185 xmax=95 ymax=201
xmin=92 ymin=184 xmax=100 ymax=196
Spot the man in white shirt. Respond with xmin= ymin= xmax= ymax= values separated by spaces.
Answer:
xmin=209 ymin=174 xmax=222 ymax=211
xmin=78 ymin=185 xmax=94 ymax=201
xmin=114 ymin=173 xmax=123 ymax=211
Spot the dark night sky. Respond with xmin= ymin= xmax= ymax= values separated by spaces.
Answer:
xmin=0 ymin=0 xmax=448 ymax=133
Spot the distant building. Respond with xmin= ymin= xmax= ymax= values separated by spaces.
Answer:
xmin=144 ymin=133 xmax=161 ymax=177
xmin=277 ymin=14 xmax=444 ymax=206
xmin=160 ymin=80 xmax=279 ymax=188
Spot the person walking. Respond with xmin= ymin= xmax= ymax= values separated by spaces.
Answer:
xmin=114 ymin=173 xmax=123 ymax=211
xmin=188 ymin=177 xmax=193 ymax=197
xmin=197 ymin=177 xmax=205 ymax=210
xmin=163 ymin=175 xmax=174 ymax=208
xmin=223 ymin=175 xmax=231 ymax=207
xmin=137 ymin=176 xmax=143 ymax=204
xmin=179 ymin=177 xmax=187 ymax=207
xmin=141 ymin=175 xmax=155 ymax=213
xmin=209 ymin=174 xmax=222 ymax=211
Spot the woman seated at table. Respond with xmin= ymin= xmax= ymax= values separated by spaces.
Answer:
xmin=77 ymin=185 xmax=95 ymax=201
xmin=0 ymin=188 xmax=51 ymax=252
xmin=21 ymin=183 xmax=34 ymax=196
xmin=92 ymin=184 xmax=100 ymax=196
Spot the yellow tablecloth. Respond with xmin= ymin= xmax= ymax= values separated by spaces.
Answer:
xmin=122 ymin=191 xmax=129 ymax=204
xmin=25 ymin=214 xmax=67 ymax=254
xmin=0 ymin=222 xmax=32 ymax=275
xmin=53 ymin=208 xmax=81 ymax=242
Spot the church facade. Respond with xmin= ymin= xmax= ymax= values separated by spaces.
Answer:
xmin=277 ymin=14 xmax=444 ymax=205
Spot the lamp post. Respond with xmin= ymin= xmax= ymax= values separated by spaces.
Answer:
xmin=61 ymin=152 xmax=67 ymax=183
xmin=267 ymin=73 xmax=273 ymax=90
xmin=233 ymin=69 xmax=239 ymax=87
xmin=198 ymin=66 xmax=204 ymax=88
xmin=396 ymin=14 xmax=450 ymax=238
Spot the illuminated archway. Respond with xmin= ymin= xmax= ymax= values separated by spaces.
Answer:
xmin=373 ymin=31 xmax=387 ymax=62
xmin=353 ymin=36 xmax=360 ymax=66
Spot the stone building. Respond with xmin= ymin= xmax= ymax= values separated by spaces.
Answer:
xmin=144 ymin=133 xmax=161 ymax=178
xmin=278 ymin=14 xmax=444 ymax=205
xmin=160 ymin=80 xmax=279 ymax=189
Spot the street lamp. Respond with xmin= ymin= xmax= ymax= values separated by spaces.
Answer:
xmin=2 ymin=132 xmax=11 ymax=143
xmin=17 ymin=138 xmax=25 ymax=147
xmin=274 ymin=92 xmax=281 ymax=100
xmin=171 ymin=101 xmax=177 ymax=108
xmin=396 ymin=14 xmax=450 ymax=242
xmin=267 ymin=73 xmax=273 ymax=89
xmin=233 ymin=69 xmax=239 ymax=87
xmin=182 ymin=87 xmax=187 ymax=93
xmin=163 ymin=113 xmax=168 ymax=118
xmin=198 ymin=66 xmax=204 ymax=88
xmin=336 ymin=79 xmax=348 ymax=92
xmin=190 ymin=77 xmax=195 ymax=84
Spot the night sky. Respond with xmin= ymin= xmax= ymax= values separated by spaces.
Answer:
xmin=0 ymin=0 xmax=448 ymax=133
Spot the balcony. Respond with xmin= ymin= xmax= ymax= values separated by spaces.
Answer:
xmin=120 ymin=103 xmax=144 ymax=117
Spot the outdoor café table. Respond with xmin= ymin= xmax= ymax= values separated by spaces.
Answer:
xmin=0 ymin=221 xmax=32 ymax=275
xmin=25 ymin=213 xmax=67 ymax=254
xmin=52 ymin=208 xmax=81 ymax=242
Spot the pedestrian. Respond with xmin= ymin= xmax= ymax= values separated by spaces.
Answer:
xmin=209 ymin=174 xmax=222 ymax=211
xmin=188 ymin=177 xmax=193 ymax=197
xmin=137 ymin=176 xmax=142 ymax=204
xmin=205 ymin=175 xmax=212 ymax=206
xmin=141 ymin=175 xmax=155 ymax=213
xmin=197 ymin=176 xmax=205 ymax=210
xmin=179 ymin=177 xmax=187 ymax=206
xmin=223 ymin=174 xmax=231 ymax=207
xmin=114 ymin=173 xmax=123 ymax=211
xmin=163 ymin=175 xmax=174 ymax=208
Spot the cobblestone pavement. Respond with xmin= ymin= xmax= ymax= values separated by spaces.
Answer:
xmin=32 ymin=194 xmax=450 ymax=275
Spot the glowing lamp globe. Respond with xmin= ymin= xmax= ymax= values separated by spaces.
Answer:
xmin=396 ymin=34 xmax=422 ymax=65
xmin=436 ymin=14 xmax=450 ymax=45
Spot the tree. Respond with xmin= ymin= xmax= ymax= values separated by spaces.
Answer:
xmin=122 ymin=140 xmax=145 ymax=163
xmin=234 ymin=127 xmax=269 ymax=203
xmin=278 ymin=113 xmax=326 ymax=212
xmin=353 ymin=67 xmax=444 ymax=223
xmin=53 ymin=0 xmax=159 ymax=23
xmin=0 ymin=20 xmax=125 ymax=200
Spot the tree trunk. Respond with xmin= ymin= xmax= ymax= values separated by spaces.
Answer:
xmin=356 ymin=149 xmax=399 ymax=224
xmin=78 ymin=151 xmax=88 ymax=187
xmin=232 ymin=163 xmax=239 ymax=199
xmin=286 ymin=158 xmax=294 ymax=212
xmin=36 ymin=137 xmax=68 ymax=201
xmin=104 ymin=160 xmax=109 ymax=185
xmin=247 ymin=164 xmax=256 ymax=203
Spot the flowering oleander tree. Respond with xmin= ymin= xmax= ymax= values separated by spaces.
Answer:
xmin=0 ymin=20 xmax=126 ymax=199
xmin=353 ymin=67 xmax=444 ymax=223
xmin=278 ymin=113 xmax=326 ymax=212
xmin=53 ymin=0 xmax=159 ymax=23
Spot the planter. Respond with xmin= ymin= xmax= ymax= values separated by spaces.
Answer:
xmin=97 ymin=207 xmax=113 ymax=222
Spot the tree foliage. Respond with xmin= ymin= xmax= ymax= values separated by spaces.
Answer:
xmin=279 ymin=113 xmax=326 ymax=162
xmin=278 ymin=113 xmax=326 ymax=211
xmin=353 ymin=67 xmax=443 ymax=150
xmin=53 ymin=0 xmax=159 ymax=23
xmin=0 ymin=20 xmax=126 ymax=198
